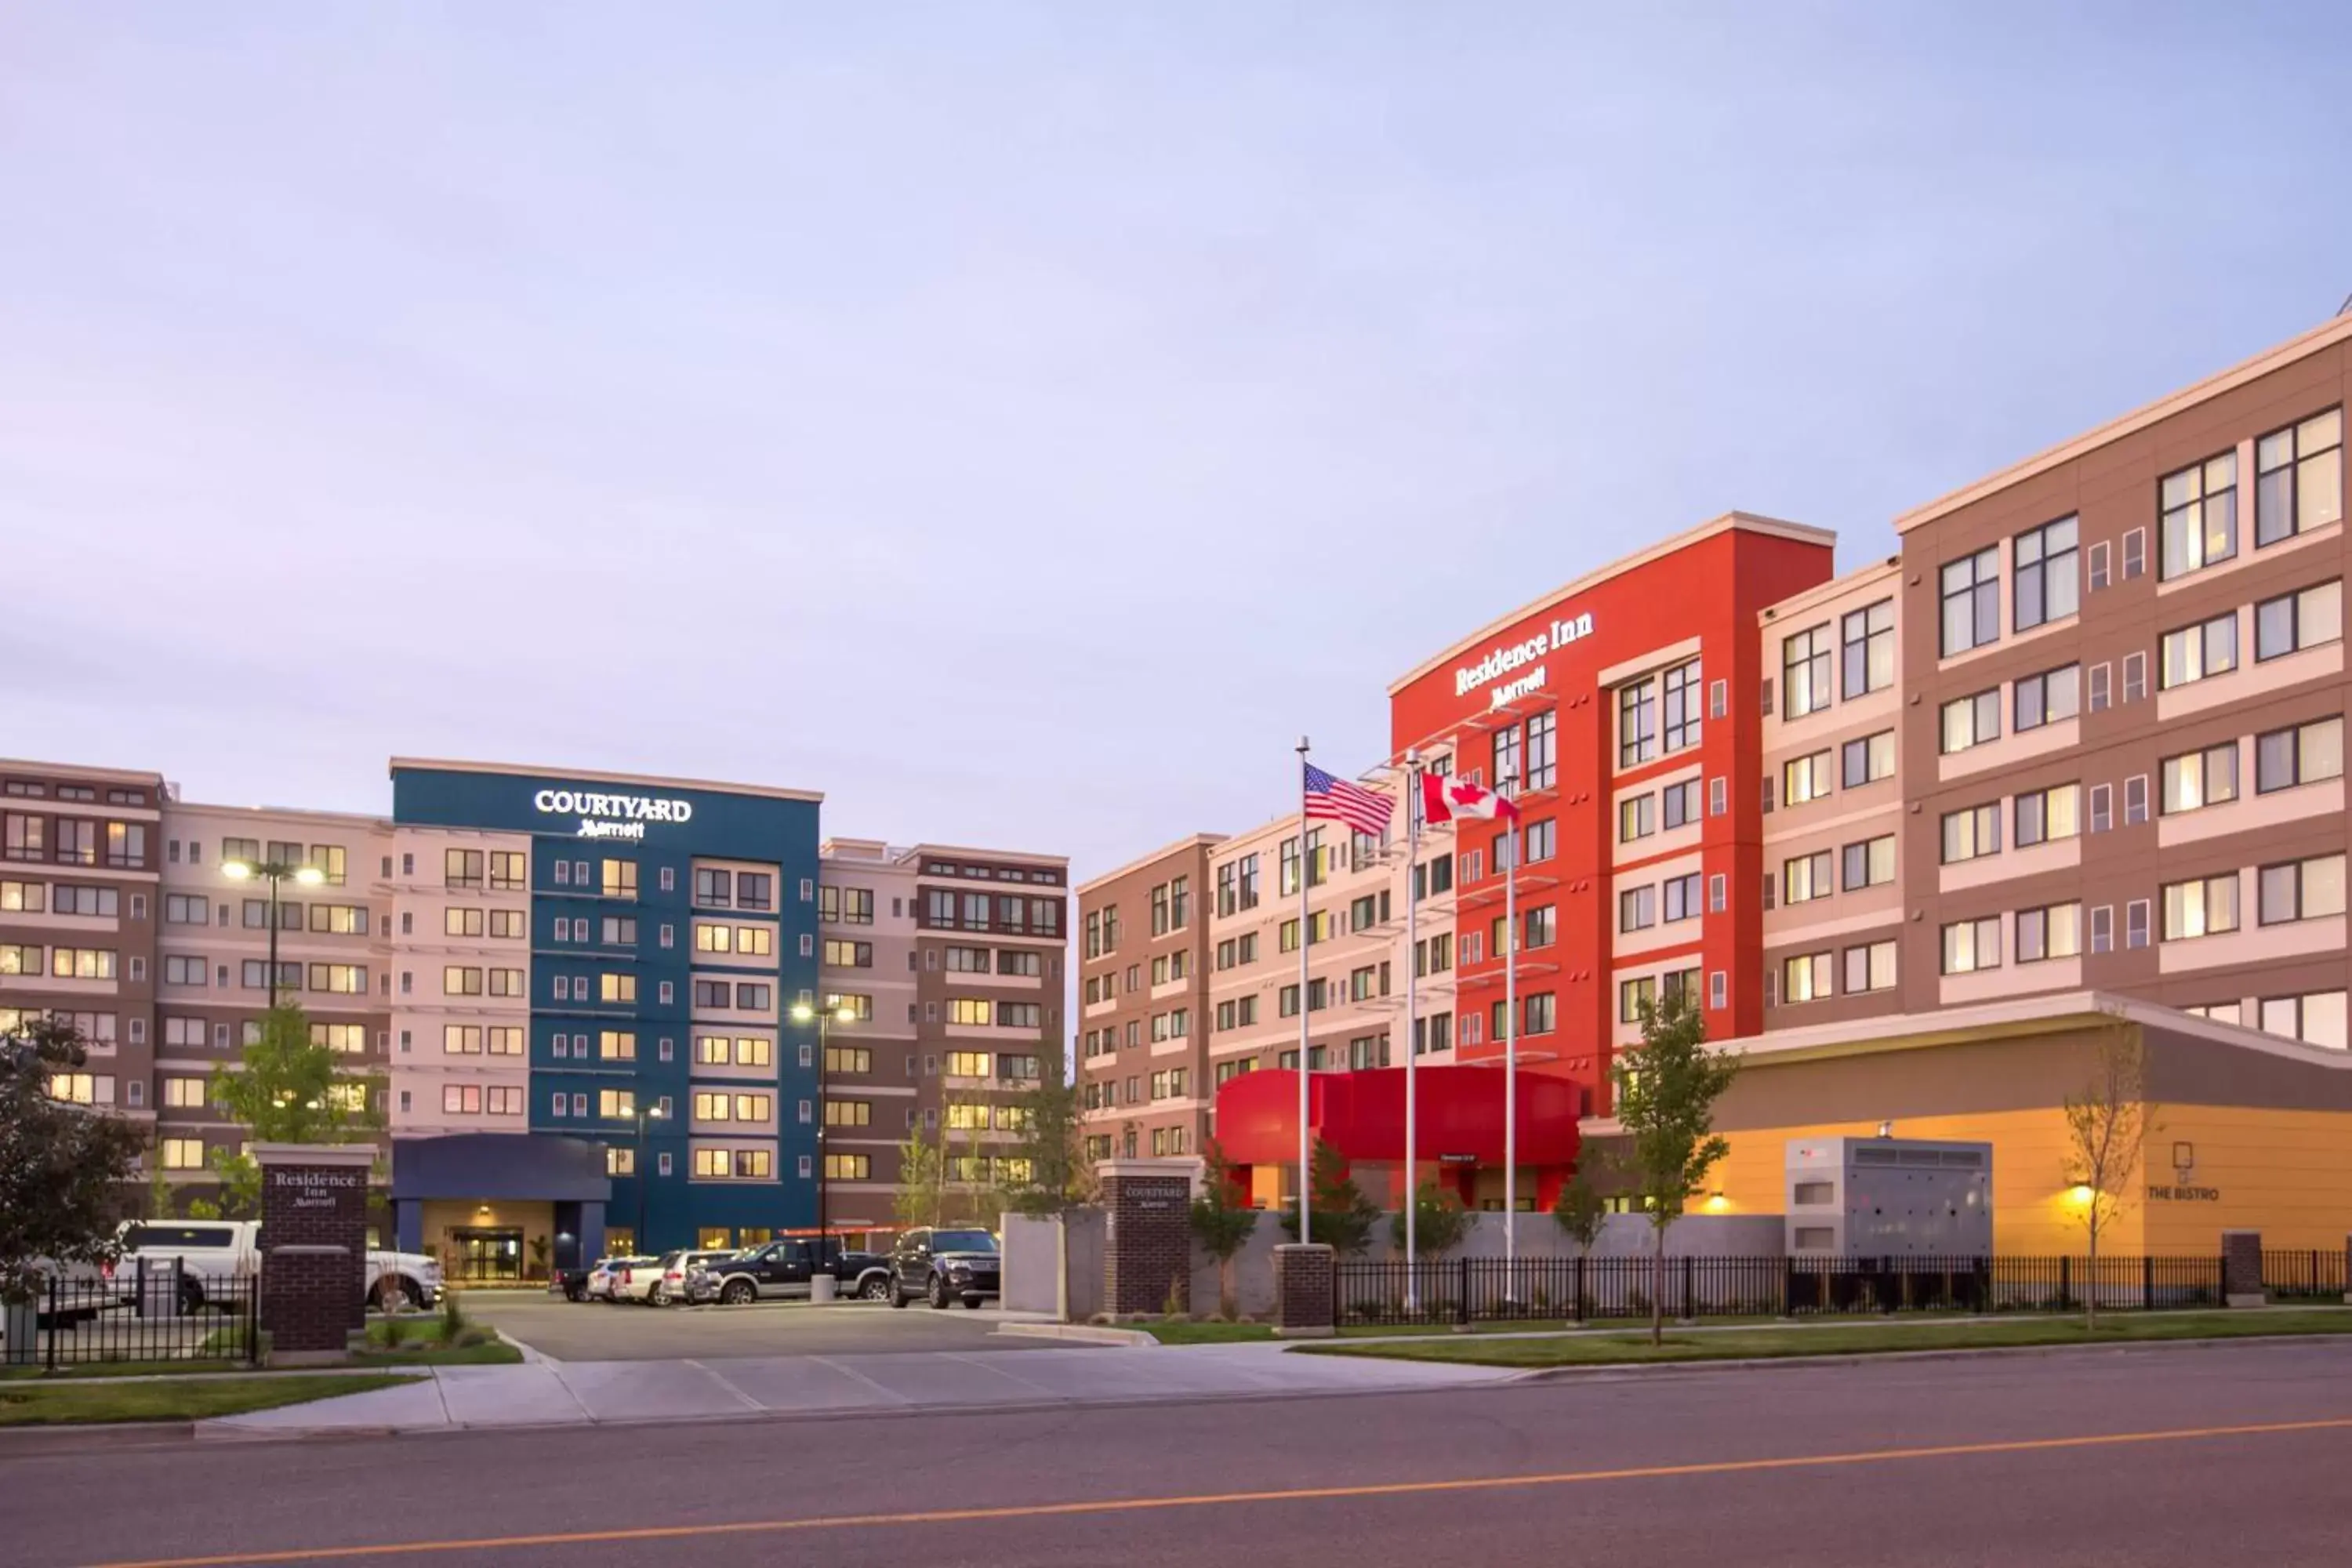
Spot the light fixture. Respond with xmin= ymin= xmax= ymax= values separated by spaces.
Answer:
xmin=789 ymin=1002 xmax=813 ymax=1024
xmin=2066 ymin=1184 xmax=2095 ymax=1205
xmin=221 ymin=861 xmax=254 ymax=880
xmin=294 ymin=866 xmax=325 ymax=885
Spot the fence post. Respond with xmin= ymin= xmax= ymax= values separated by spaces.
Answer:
xmin=1679 ymin=1255 xmax=1693 ymax=1322
xmin=2059 ymin=1256 xmax=2071 ymax=1312
xmin=1573 ymin=1254 xmax=1585 ymax=1323
xmin=45 ymin=1275 xmax=59 ymax=1373
xmin=2143 ymin=1254 xmax=2154 ymax=1311
xmin=1457 ymin=1255 xmax=1471 ymax=1327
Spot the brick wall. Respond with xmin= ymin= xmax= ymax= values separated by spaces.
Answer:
xmin=1273 ymin=1243 xmax=1334 ymax=1334
xmin=259 ymin=1152 xmax=372 ymax=1339
xmin=1102 ymin=1171 xmax=1192 ymax=1316
xmin=266 ymin=1246 xmax=358 ymax=1355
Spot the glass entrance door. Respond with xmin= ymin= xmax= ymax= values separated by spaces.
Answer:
xmin=450 ymin=1227 xmax=524 ymax=1282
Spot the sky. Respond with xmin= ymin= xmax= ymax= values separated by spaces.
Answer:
xmin=5 ymin=3 xmax=2351 ymax=886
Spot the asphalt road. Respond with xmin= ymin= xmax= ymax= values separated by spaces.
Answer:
xmin=17 ymin=1338 xmax=2352 ymax=1567
xmin=460 ymin=1292 xmax=1040 ymax=1359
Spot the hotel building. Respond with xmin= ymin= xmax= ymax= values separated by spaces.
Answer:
xmin=1083 ymin=309 xmax=2352 ymax=1249
xmin=2 ymin=754 xmax=1063 ymax=1271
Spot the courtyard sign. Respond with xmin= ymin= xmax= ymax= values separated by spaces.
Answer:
xmin=1453 ymin=611 xmax=1594 ymax=700
xmin=533 ymin=788 xmax=694 ymax=841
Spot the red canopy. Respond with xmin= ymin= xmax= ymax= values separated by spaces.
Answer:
xmin=1214 ymin=1067 xmax=1579 ymax=1168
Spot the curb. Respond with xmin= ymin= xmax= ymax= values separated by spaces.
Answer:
xmin=1408 ymin=1330 xmax=2352 ymax=1381
xmin=990 ymin=1323 xmax=1156 ymax=1348
xmin=0 ymin=1421 xmax=198 ymax=1456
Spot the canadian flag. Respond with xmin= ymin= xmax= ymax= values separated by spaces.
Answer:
xmin=1421 ymin=771 xmax=1519 ymax=823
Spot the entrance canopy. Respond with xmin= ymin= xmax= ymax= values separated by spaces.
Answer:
xmin=1214 ymin=1067 xmax=1580 ymax=1169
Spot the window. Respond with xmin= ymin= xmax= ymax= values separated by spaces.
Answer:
xmin=1708 ymin=873 xmax=1726 ymax=913
xmin=1940 ymin=916 xmax=2001 ymax=974
xmin=1523 ymin=993 xmax=1556 ymax=1034
xmin=2256 ymin=717 xmax=2343 ymax=793
xmin=2090 ymin=905 xmax=2114 ymax=953
xmin=1618 ymin=680 xmax=1657 ymax=768
xmin=2162 ymin=874 xmax=2241 ymax=939
xmin=1617 ymin=793 xmax=1655 ymax=843
xmin=2013 ymin=665 xmax=2079 ymax=732
xmin=1940 ymin=803 xmax=2000 ymax=864
xmin=161 ymin=954 xmax=203 ymax=985
xmin=1781 ymin=851 xmax=1832 ymax=905
xmin=1661 ymin=873 xmax=1702 ymax=922
xmin=1492 ymin=725 xmax=1521 ymax=793
xmin=2259 ymin=855 xmax=2347 ymax=925
xmin=160 ymin=1138 xmax=205 ymax=1171
xmin=2125 ymin=775 xmax=2149 ymax=826
xmin=2256 ymin=408 xmax=2343 ymax=546
xmin=2255 ymin=580 xmax=2343 ymax=661
xmin=822 ymin=938 xmax=871 ymax=967
xmin=1526 ymin=709 xmax=1558 ymax=786
xmin=1524 ymin=818 xmax=1555 ymax=862
xmin=2160 ymin=449 xmax=2238 ymax=579
xmin=601 ymin=859 xmax=638 ymax=899
xmin=307 ymin=963 xmax=365 ymax=995
xmin=1842 ymin=599 xmax=1895 ymax=696
xmin=2161 ymin=744 xmax=2240 ymax=814
xmin=1781 ymin=751 xmax=1831 ymax=806
xmin=1661 ymin=779 xmax=1700 ymax=829
xmin=441 ymin=1084 xmax=482 ymax=1116
xmin=598 ymin=1029 xmax=637 ymax=1061
xmin=488 ymin=1026 xmax=523 ymax=1056
xmin=601 ymin=973 xmax=636 ymax=1003
xmin=695 ymin=868 xmax=733 ymax=909
xmin=1842 ymin=835 xmax=1895 ymax=890
xmin=1619 ymin=977 xmax=1657 ymax=1023
xmin=53 ymin=819 xmax=97 ymax=866
xmin=1783 ymin=625 xmax=1832 ymax=718
xmin=598 ymin=914 xmax=634 ymax=945
xmin=102 ymin=821 xmax=145 ymax=868
xmin=2013 ymin=783 xmax=2080 ymax=848
xmin=1940 ymin=546 xmax=1999 ymax=655
xmin=1780 ymin=953 xmax=1831 ymax=1003
xmin=444 ymin=906 xmax=485 ymax=938
xmin=2015 ymin=903 xmax=2082 ymax=962
xmin=2259 ymin=991 xmax=2350 ymax=1051
xmin=1940 ymin=690 xmax=2000 ymax=753
xmin=948 ymin=999 xmax=991 ymax=1027
xmin=1842 ymin=731 xmax=1895 ymax=789
xmin=488 ymin=851 xmax=526 ymax=890
xmin=822 ymin=1098 xmax=869 ymax=1127
xmin=2123 ymin=652 xmax=2147 ymax=703
xmin=1618 ymin=885 xmax=1656 ymax=931
xmin=445 ymin=849 xmax=483 ymax=889
xmin=2153 ymin=615 xmax=2234 ymax=695
xmin=1842 ymin=941 xmax=1896 ymax=994
xmin=2013 ymin=516 xmax=2078 ymax=630
xmin=2089 ymin=783 xmax=2112 ymax=833
xmin=2127 ymin=900 xmax=2151 ymax=949
xmin=2089 ymin=662 xmax=2111 ymax=713
xmin=53 ymin=885 xmax=117 ymax=917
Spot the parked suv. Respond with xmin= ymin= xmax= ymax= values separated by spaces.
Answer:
xmin=651 ymin=1250 xmax=739 ymax=1305
xmin=695 ymin=1238 xmax=892 ymax=1304
xmin=887 ymin=1228 xmax=1000 ymax=1310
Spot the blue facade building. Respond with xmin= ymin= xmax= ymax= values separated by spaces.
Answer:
xmin=387 ymin=760 xmax=822 ymax=1261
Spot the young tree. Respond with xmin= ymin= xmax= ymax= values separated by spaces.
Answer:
xmin=2062 ymin=1029 xmax=2153 ymax=1330
xmin=0 ymin=1017 xmax=151 ymax=1303
xmin=1551 ymin=1161 xmax=1609 ymax=1256
xmin=1276 ymin=1138 xmax=1380 ymax=1255
xmin=205 ymin=1003 xmax=385 ymax=1217
xmin=1614 ymin=989 xmax=1740 ymax=1345
xmin=147 ymin=1162 xmax=176 ymax=1222
xmin=996 ymin=1076 xmax=1098 ymax=1320
xmin=1410 ymin=1179 xmax=1470 ymax=1259
xmin=1189 ymin=1140 xmax=1258 ymax=1318
xmin=893 ymin=1126 xmax=948 ymax=1231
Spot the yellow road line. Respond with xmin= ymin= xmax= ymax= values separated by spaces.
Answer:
xmin=84 ymin=1415 xmax=2352 ymax=1568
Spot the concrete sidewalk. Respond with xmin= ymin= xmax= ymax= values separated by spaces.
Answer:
xmin=201 ymin=1343 xmax=1515 ymax=1437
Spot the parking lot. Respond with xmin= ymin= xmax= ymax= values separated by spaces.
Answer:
xmin=460 ymin=1292 xmax=1051 ymax=1361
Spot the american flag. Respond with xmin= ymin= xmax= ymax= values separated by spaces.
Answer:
xmin=1302 ymin=763 xmax=1394 ymax=837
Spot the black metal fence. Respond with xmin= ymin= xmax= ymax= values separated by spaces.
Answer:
xmin=2264 ymin=1250 xmax=2350 ymax=1301
xmin=3 ymin=1267 xmax=260 ymax=1370
xmin=1330 ymin=1254 xmax=2251 ymax=1329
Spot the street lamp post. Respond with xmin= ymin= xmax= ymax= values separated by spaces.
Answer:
xmin=790 ymin=996 xmax=857 ymax=1274
xmin=220 ymin=856 xmax=325 ymax=1007
xmin=633 ymin=1102 xmax=667 ymax=1250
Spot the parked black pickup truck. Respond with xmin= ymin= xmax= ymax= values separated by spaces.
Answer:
xmin=694 ymin=1238 xmax=892 ymax=1304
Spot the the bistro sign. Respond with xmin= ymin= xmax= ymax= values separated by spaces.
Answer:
xmin=1454 ymin=612 xmax=1594 ymax=705
xmin=533 ymin=789 xmax=694 ymax=841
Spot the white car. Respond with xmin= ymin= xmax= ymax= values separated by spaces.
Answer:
xmin=608 ymin=1256 xmax=665 ymax=1305
xmin=115 ymin=1220 xmax=443 ymax=1312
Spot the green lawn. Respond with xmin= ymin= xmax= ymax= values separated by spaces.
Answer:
xmin=1142 ymin=1316 xmax=1782 ymax=1345
xmin=0 ymin=1374 xmax=412 ymax=1427
xmin=1296 ymin=1308 xmax=2352 ymax=1368
xmin=349 ymin=1315 xmax=521 ymax=1367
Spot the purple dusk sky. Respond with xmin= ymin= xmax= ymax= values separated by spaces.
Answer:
xmin=5 ymin=3 xmax=2350 ymax=882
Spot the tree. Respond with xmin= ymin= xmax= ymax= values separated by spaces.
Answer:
xmin=2062 ymin=1029 xmax=2153 ymax=1330
xmin=1410 ymin=1180 xmax=1469 ymax=1259
xmin=205 ymin=1003 xmax=384 ymax=1217
xmin=1276 ymin=1138 xmax=1380 ymax=1255
xmin=1189 ymin=1140 xmax=1258 ymax=1318
xmin=0 ymin=1016 xmax=150 ymax=1303
xmin=147 ymin=1162 xmax=176 ymax=1222
xmin=893 ymin=1126 xmax=948 ymax=1231
xmin=1614 ymin=989 xmax=1740 ymax=1345
xmin=1551 ymin=1160 xmax=1609 ymax=1256
xmin=996 ymin=1076 xmax=1098 ymax=1321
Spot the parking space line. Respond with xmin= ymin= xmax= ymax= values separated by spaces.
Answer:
xmin=683 ymin=1360 xmax=764 ymax=1413
xmin=804 ymin=1356 xmax=914 ymax=1405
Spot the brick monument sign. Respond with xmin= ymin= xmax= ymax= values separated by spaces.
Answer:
xmin=1097 ymin=1158 xmax=1200 ymax=1318
xmin=256 ymin=1142 xmax=373 ymax=1365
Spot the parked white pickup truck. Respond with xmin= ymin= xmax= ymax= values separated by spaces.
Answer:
xmin=114 ymin=1220 xmax=443 ymax=1312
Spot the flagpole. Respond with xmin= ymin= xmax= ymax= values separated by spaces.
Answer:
xmin=1295 ymin=735 xmax=1312 ymax=1250
xmin=1504 ymin=794 xmax=1518 ymax=1277
xmin=1402 ymin=750 xmax=1420 ymax=1308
